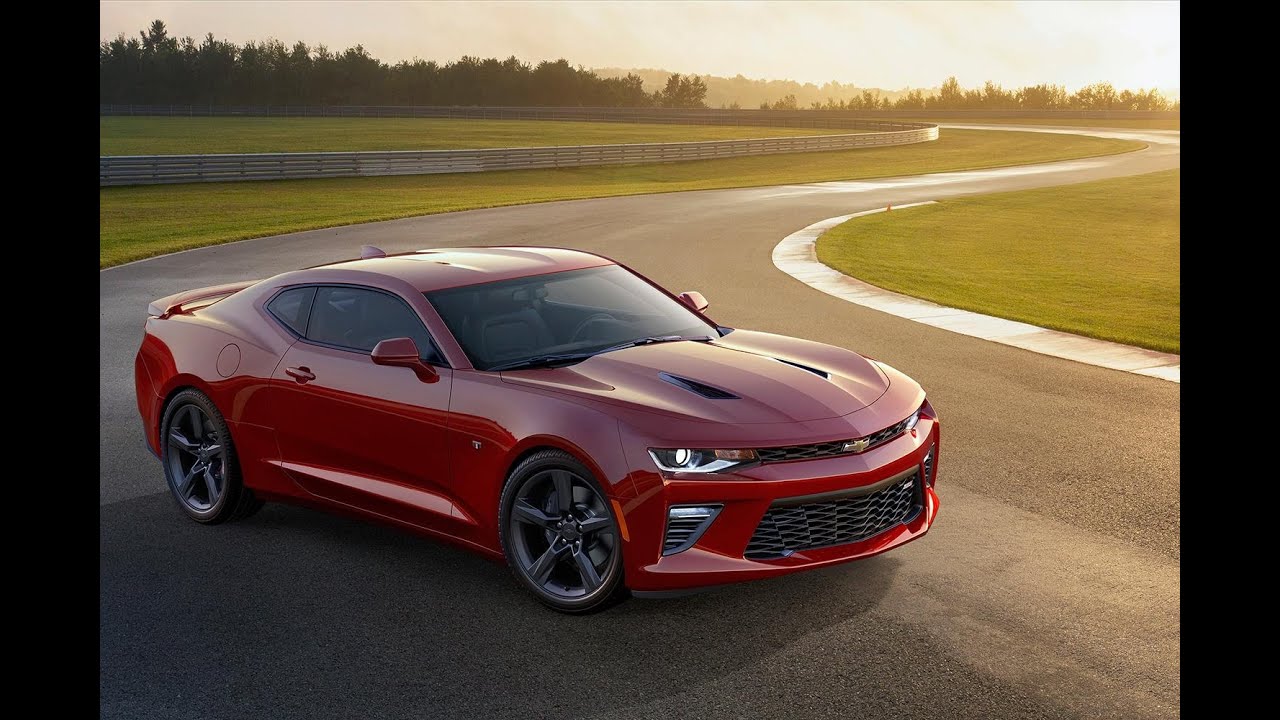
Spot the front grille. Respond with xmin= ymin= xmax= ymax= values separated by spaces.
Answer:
xmin=756 ymin=439 xmax=849 ymax=463
xmin=862 ymin=414 xmax=916 ymax=449
xmin=744 ymin=472 xmax=920 ymax=559
xmin=756 ymin=413 xmax=916 ymax=464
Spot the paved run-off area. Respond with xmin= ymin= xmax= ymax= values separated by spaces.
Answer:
xmin=100 ymin=125 xmax=1179 ymax=719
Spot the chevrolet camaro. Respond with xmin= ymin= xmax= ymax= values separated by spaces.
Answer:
xmin=135 ymin=246 xmax=940 ymax=613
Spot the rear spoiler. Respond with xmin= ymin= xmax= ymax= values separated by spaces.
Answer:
xmin=147 ymin=280 xmax=261 ymax=319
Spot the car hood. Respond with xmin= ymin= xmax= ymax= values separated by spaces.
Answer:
xmin=500 ymin=331 xmax=889 ymax=424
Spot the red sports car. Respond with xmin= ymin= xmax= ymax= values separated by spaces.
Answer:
xmin=135 ymin=246 xmax=940 ymax=612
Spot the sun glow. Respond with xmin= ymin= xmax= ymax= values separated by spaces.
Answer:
xmin=100 ymin=0 xmax=1179 ymax=94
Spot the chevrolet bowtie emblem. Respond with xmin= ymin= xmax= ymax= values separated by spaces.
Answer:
xmin=843 ymin=438 xmax=870 ymax=453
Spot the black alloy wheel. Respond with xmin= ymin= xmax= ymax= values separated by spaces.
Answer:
xmin=160 ymin=389 xmax=262 ymax=523
xmin=500 ymin=449 xmax=626 ymax=613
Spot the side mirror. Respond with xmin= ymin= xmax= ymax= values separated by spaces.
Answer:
xmin=678 ymin=291 xmax=709 ymax=313
xmin=371 ymin=337 xmax=439 ymax=383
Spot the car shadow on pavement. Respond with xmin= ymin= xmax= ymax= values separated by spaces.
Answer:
xmin=101 ymin=492 xmax=905 ymax=719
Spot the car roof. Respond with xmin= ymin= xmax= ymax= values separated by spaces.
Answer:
xmin=306 ymin=246 xmax=615 ymax=292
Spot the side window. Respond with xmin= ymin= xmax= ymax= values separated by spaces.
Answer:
xmin=266 ymin=287 xmax=316 ymax=336
xmin=307 ymin=286 xmax=441 ymax=363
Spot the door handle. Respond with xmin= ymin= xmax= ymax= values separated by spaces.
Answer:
xmin=285 ymin=366 xmax=316 ymax=384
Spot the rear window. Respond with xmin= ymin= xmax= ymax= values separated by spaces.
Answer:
xmin=267 ymin=287 xmax=316 ymax=336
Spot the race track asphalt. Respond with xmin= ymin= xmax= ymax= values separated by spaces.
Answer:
xmin=100 ymin=126 xmax=1180 ymax=719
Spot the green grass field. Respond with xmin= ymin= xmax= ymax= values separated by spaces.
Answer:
xmin=100 ymin=128 xmax=1142 ymax=268
xmin=100 ymin=117 xmax=855 ymax=155
xmin=100 ymin=116 xmax=1179 ymax=156
xmin=816 ymin=169 xmax=1180 ymax=353
xmin=912 ymin=116 xmax=1179 ymax=130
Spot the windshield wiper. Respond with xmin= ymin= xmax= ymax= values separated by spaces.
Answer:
xmin=488 ymin=352 xmax=597 ymax=372
xmin=489 ymin=335 xmax=707 ymax=372
xmin=594 ymin=335 xmax=686 ymax=353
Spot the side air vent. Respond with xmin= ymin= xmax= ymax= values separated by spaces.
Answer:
xmin=663 ymin=505 xmax=723 ymax=555
xmin=774 ymin=358 xmax=830 ymax=379
xmin=659 ymin=372 xmax=739 ymax=399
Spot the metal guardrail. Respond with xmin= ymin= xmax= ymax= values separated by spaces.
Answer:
xmin=100 ymin=124 xmax=939 ymax=186
xmin=99 ymin=104 xmax=1178 ymax=122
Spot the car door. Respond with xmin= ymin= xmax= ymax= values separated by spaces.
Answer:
xmin=269 ymin=284 xmax=459 ymax=531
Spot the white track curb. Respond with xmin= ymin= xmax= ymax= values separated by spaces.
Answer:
xmin=772 ymin=205 xmax=1180 ymax=383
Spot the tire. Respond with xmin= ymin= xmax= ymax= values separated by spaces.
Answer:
xmin=160 ymin=389 xmax=263 ymax=524
xmin=499 ymin=449 xmax=628 ymax=614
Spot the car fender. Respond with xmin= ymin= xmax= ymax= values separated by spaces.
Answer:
xmin=446 ymin=371 xmax=634 ymax=551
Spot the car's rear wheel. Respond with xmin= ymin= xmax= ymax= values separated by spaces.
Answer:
xmin=160 ymin=389 xmax=262 ymax=524
xmin=499 ymin=449 xmax=627 ymax=613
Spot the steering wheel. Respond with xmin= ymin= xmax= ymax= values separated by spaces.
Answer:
xmin=570 ymin=313 xmax=621 ymax=344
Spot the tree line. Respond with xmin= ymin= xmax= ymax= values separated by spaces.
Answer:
xmin=761 ymin=77 xmax=1176 ymax=112
xmin=101 ymin=20 xmax=1177 ymax=112
xmin=101 ymin=20 xmax=706 ymax=108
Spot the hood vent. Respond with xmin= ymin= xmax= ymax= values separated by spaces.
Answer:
xmin=659 ymin=372 xmax=740 ymax=400
xmin=774 ymin=358 xmax=830 ymax=379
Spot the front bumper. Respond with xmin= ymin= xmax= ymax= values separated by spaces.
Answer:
xmin=619 ymin=416 xmax=940 ymax=592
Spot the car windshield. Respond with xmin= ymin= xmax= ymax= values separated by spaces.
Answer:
xmin=426 ymin=265 xmax=719 ymax=371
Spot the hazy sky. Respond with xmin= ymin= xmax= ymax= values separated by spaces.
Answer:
xmin=100 ymin=1 xmax=1180 ymax=91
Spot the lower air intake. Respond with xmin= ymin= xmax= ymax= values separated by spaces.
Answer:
xmin=744 ymin=472 xmax=920 ymax=559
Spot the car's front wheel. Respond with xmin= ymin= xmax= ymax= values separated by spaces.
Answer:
xmin=499 ymin=449 xmax=627 ymax=613
xmin=160 ymin=389 xmax=262 ymax=524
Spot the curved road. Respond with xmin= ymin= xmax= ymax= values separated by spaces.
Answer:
xmin=100 ymin=126 xmax=1180 ymax=719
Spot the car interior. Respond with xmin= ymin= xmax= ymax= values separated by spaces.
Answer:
xmin=309 ymin=287 xmax=441 ymax=361
xmin=427 ymin=267 xmax=715 ymax=368
xmin=432 ymin=284 xmax=644 ymax=365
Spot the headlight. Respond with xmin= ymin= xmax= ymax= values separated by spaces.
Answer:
xmin=648 ymin=448 xmax=758 ymax=474
xmin=905 ymin=406 xmax=921 ymax=432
